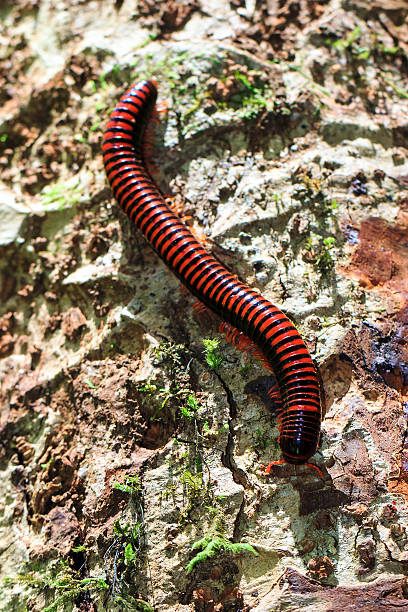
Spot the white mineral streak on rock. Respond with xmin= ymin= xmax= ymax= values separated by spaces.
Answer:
xmin=0 ymin=186 xmax=30 ymax=245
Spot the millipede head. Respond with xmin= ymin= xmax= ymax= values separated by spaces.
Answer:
xmin=264 ymin=458 xmax=323 ymax=479
xmin=280 ymin=435 xmax=318 ymax=465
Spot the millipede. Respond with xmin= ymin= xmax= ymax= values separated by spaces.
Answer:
xmin=102 ymin=79 xmax=322 ymax=475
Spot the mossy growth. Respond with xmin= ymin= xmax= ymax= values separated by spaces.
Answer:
xmin=327 ymin=25 xmax=364 ymax=56
xmin=187 ymin=535 xmax=258 ymax=573
xmin=161 ymin=437 xmax=217 ymax=525
xmin=326 ymin=24 xmax=403 ymax=64
xmin=40 ymin=181 xmax=81 ymax=211
xmin=304 ymin=235 xmax=337 ymax=276
xmin=177 ymin=457 xmax=214 ymax=525
xmin=138 ymin=341 xmax=202 ymax=423
xmin=112 ymin=594 xmax=154 ymax=611
xmin=180 ymin=394 xmax=200 ymax=420
xmin=253 ymin=428 xmax=270 ymax=452
xmin=105 ymin=474 xmax=153 ymax=611
xmin=202 ymin=338 xmax=223 ymax=370
xmin=4 ymin=558 xmax=108 ymax=612
xmin=230 ymin=69 xmax=271 ymax=119
xmin=187 ymin=516 xmax=258 ymax=573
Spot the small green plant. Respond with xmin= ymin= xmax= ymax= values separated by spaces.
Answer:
xmin=319 ymin=196 xmax=339 ymax=216
xmin=124 ymin=542 xmax=138 ymax=567
xmin=113 ymin=475 xmax=141 ymax=496
xmin=90 ymin=121 xmax=100 ymax=132
xmin=180 ymin=469 xmax=204 ymax=498
xmin=139 ymin=343 xmax=202 ymax=424
xmin=202 ymin=338 xmax=223 ymax=369
xmin=305 ymin=235 xmax=336 ymax=275
xmin=181 ymin=395 xmax=199 ymax=419
xmin=165 ymin=452 xmax=215 ymax=525
xmin=113 ymin=519 xmax=143 ymax=544
xmin=154 ymin=342 xmax=185 ymax=367
xmin=71 ymin=544 xmax=86 ymax=553
xmin=253 ymin=428 xmax=270 ymax=452
xmin=113 ymin=594 xmax=154 ymax=611
xmin=4 ymin=560 xmax=108 ymax=612
xmin=137 ymin=380 xmax=190 ymax=420
xmin=218 ymin=423 xmax=230 ymax=435
xmin=315 ymin=237 xmax=336 ymax=274
xmin=378 ymin=44 xmax=399 ymax=55
xmin=233 ymin=69 xmax=270 ymax=119
xmin=187 ymin=534 xmax=258 ymax=573
xmin=136 ymin=382 xmax=157 ymax=394
xmin=85 ymin=378 xmax=98 ymax=390
xmin=74 ymin=133 xmax=87 ymax=143
xmin=43 ymin=576 xmax=109 ymax=612
xmin=329 ymin=26 xmax=362 ymax=53
xmin=104 ymin=474 xmax=151 ymax=608
xmin=160 ymin=481 xmax=178 ymax=504
xmin=98 ymin=72 xmax=109 ymax=90
xmin=136 ymin=32 xmax=159 ymax=49
xmin=95 ymin=101 xmax=107 ymax=112
xmin=383 ymin=75 xmax=408 ymax=100
xmin=40 ymin=182 xmax=81 ymax=210
xmin=273 ymin=192 xmax=283 ymax=213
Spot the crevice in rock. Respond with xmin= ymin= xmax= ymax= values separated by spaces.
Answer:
xmin=213 ymin=369 xmax=253 ymax=493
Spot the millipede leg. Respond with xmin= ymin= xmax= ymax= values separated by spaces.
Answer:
xmin=264 ymin=459 xmax=286 ymax=474
xmin=192 ymin=300 xmax=209 ymax=314
xmin=219 ymin=322 xmax=272 ymax=371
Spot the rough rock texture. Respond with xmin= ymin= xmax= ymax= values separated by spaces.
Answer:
xmin=1 ymin=1 xmax=408 ymax=610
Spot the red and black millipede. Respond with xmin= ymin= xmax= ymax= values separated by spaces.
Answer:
xmin=102 ymin=79 xmax=322 ymax=474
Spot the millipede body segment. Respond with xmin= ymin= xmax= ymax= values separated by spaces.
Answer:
xmin=102 ymin=79 xmax=321 ymax=466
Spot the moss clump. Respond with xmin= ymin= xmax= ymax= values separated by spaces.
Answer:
xmin=187 ymin=534 xmax=258 ymax=573
xmin=4 ymin=559 xmax=109 ymax=612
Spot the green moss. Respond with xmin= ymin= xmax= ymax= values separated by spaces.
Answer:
xmin=181 ymin=395 xmax=200 ymax=419
xmin=112 ymin=595 xmax=154 ymax=611
xmin=180 ymin=469 xmax=204 ymax=497
xmin=85 ymin=378 xmax=98 ymax=390
xmin=328 ymin=25 xmax=362 ymax=53
xmin=253 ymin=428 xmax=270 ymax=452
xmin=138 ymin=342 xmax=206 ymax=426
xmin=4 ymin=560 xmax=108 ymax=612
xmin=202 ymin=338 xmax=223 ymax=370
xmin=40 ymin=181 xmax=81 ymax=211
xmin=104 ymin=475 xmax=153 ymax=609
xmin=232 ymin=69 xmax=271 ymax=119
xmin=305 ymin=235 xmax=337 ymax=276
xmin=113 ymin=475 xmax=141 ymax=496
xmin=187 ymin=535 xmax=258 ymax=573
xmin=71 ymin=545 xmax=87 ymax=553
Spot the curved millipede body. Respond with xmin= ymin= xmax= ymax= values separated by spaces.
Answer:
xmin=102 ymin=79 xmax=321 ymax=466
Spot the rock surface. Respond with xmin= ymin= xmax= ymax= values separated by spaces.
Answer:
xmin=1 ymin=1 xmax=408 ymax=610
